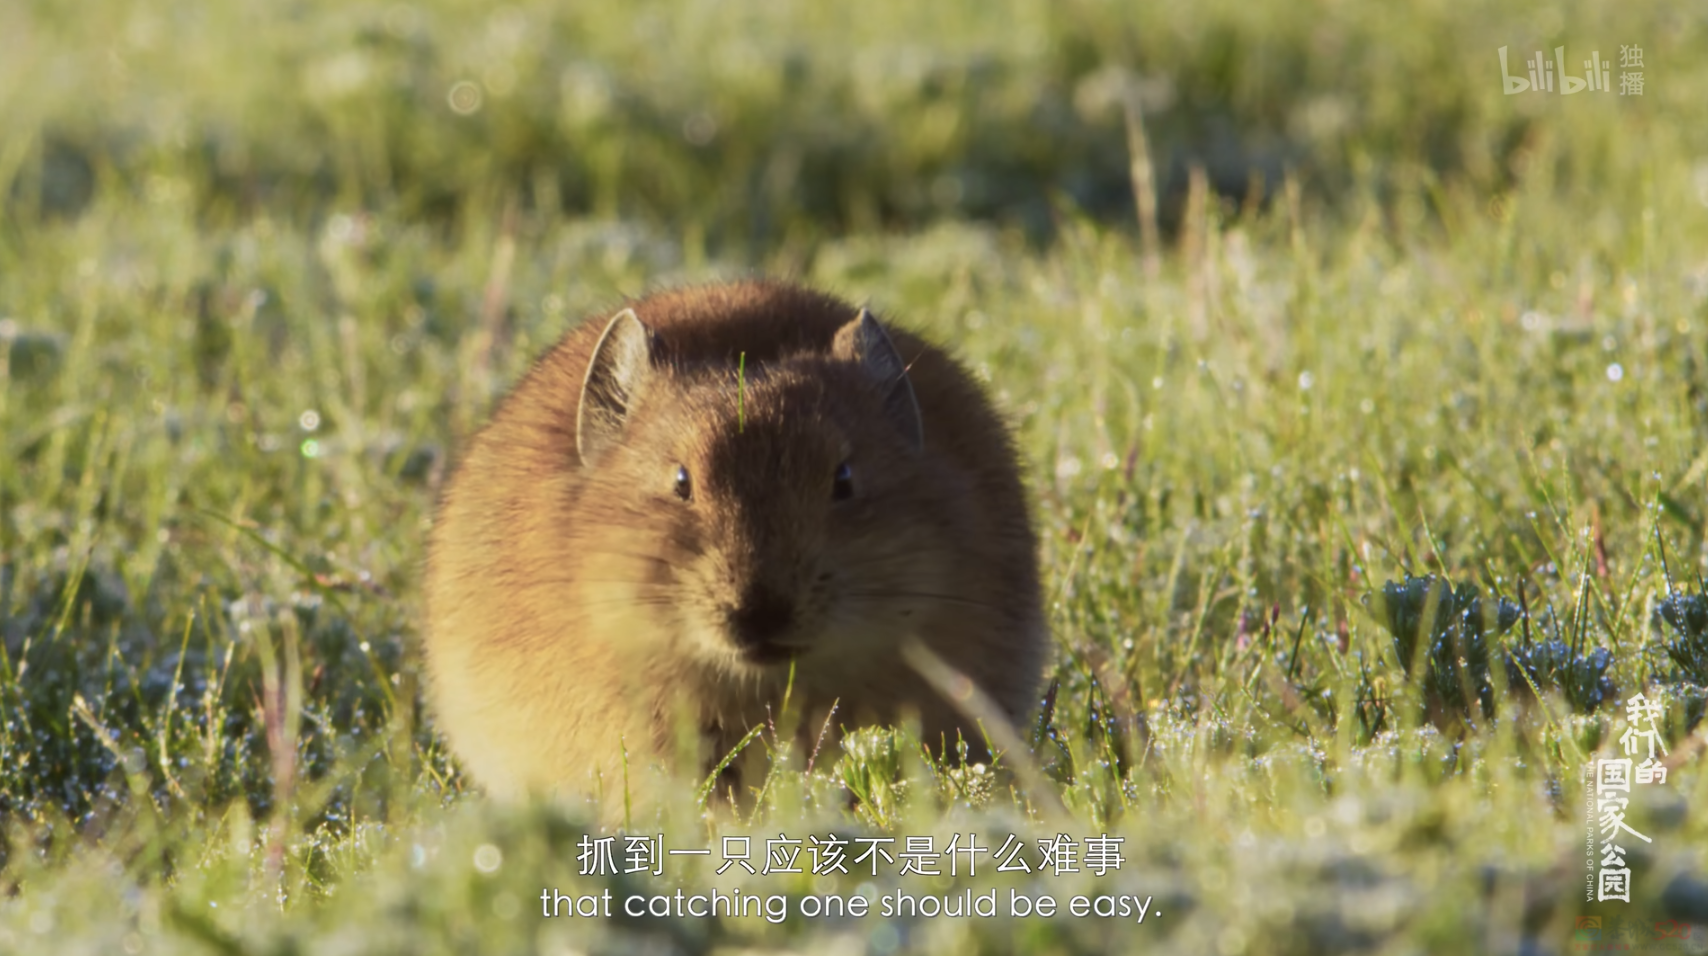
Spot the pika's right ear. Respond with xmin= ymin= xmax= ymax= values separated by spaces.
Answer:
xmin=576 ymin=308 xmax=653 ymax=467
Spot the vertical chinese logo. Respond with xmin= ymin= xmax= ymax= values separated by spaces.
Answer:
xmin=1498 ymin=44 xmax=1644 ymax=95
xmin=1589 ymin=693 xmax=1667 ymax=903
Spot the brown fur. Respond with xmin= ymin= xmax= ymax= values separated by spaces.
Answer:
xmin=424 ymin=280 xmax=1045 ymax=809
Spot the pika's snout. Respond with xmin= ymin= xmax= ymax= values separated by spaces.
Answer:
xmin=726 ymin=582 xmax=797 ymax=659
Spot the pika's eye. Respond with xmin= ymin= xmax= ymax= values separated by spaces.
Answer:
xmin=673 ymin=464 xmax=693 ymax=501
xmin=832 ymin=461 xmax=854 ymax=501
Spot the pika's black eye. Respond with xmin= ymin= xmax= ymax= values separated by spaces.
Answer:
xmin=673 ymin=464 xmax=693 ymax=501
xmin=832 ymin=461 xmax=854 ymax=501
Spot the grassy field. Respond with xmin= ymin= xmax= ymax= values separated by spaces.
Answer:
xmin=4 ymin=1 xmax=1708 ymax=953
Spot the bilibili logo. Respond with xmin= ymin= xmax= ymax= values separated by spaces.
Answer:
xmin=1497 ymin=44 xmax=1644 ymax=95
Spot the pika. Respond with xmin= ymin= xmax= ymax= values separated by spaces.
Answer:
xmin=424 ymin=280 xmax=1044 ymax=807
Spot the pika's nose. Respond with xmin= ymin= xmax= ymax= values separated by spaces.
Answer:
xmin=728 ymin=584 xmax=795 ymax=649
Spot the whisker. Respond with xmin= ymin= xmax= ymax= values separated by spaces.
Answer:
xmin=507 ymin=575 xmax=678 ymax=588
xmin=842 ymin=590 xmax=1005 ymax=613
xmin=495 ymin=595 xmax=685 ymax=614
xmin=521 ymin=578 xmax=680 ymax=587
xmin=833 ymin=552 xmax=956 ymax=571
xmin=556 ymin=549 xmax=678 ymax=567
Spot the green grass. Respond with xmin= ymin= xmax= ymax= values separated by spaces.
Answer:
xmin=4 ymin=0 xmax=1708 ymax=953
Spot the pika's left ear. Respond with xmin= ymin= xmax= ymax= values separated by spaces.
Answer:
xmin=833 ymin=307 xmax=924 ymax=454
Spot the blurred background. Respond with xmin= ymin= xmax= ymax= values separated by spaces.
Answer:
xmin=5 ymin=0 xmax=1702 ymax=252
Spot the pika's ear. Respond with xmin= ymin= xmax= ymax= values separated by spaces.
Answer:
xmin=833 ymin=307 xmax=924 ymax=453
xmin=577 ymin=308 xmax=653 ymax=466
